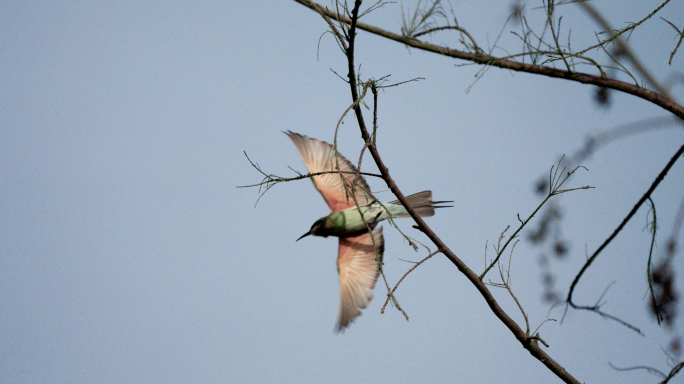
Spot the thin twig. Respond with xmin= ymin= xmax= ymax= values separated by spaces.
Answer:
xmin=660 ymin=18 xmax=683 ymax=65
xmin=381 ymin=249 xmax=442 ymax=313
xmin=608 ymin=362 xmax=666 ymax=378
xmin=413 ymin=25 xmax=481 ymax=53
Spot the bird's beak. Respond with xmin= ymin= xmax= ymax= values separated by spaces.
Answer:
xmin=296 ymin=230 xmax=312 ymax=242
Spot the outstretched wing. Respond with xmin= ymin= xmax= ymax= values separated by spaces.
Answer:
xmin=286 ymin=131 xmax=374 ymax=212
xmin=336 ymin=227 xmax=384 ymax=332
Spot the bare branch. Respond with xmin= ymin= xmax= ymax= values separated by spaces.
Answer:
xmin=646 ymin=197 xmax=663 ymax=324
xmin=661 ymin=361 xmax=684 ymax=384
xmin=293 ymin=0 xmax=684 ymax=119
xmin=238 ymin=150 xmax=384 ymax=206
xmin=567 ymin=143 xmax=684 ymax=325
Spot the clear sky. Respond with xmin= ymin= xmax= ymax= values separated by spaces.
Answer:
xmin=1 ymin=1 xmax=683 ymax=383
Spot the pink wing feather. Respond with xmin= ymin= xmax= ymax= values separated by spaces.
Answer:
xmin=286 ymin=131 xmax=374 ymax=212
xmin=336 ymin=227 xmax=384 ymax=332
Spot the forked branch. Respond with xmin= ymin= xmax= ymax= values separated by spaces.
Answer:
xmin=480 ymin=156 xmax=592 ymax=280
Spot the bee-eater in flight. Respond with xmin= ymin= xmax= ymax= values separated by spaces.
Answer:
xmin=286 ymin=131 xmax=452 ymax=332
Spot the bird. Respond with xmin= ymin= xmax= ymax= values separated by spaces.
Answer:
xmin=285 ymin=131 xmax=452 ymax=331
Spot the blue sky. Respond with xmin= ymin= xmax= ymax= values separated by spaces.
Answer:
xmin=2 ymin=1 xmax=683 ymax=383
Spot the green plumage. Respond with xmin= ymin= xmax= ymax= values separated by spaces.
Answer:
xmin=301 ymin=191 xmax=450 ymax=239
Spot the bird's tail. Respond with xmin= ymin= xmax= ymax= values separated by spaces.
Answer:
xmin=386 ymin=191 xmax=453 ymax=218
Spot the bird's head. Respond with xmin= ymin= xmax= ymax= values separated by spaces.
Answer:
xmin=296 ymin=217 xmax=326 ymax=241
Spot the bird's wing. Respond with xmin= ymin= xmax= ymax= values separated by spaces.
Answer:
xmin=336 ymin=227 xmax=384 ymax=332
xmin=286 ymin=131 xmax=373 ymax=212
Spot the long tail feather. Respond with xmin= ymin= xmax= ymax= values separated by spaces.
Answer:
xmin=387 ymin=191 xmax=453 ymax=218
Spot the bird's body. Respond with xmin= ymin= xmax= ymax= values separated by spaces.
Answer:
xmin=285 ymin=131 xmax=451 ymax=331
xmin=307 ymin=203 xmax=390 ymax=237
xmin=304 ymin=191 xmax=443 ymax=238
